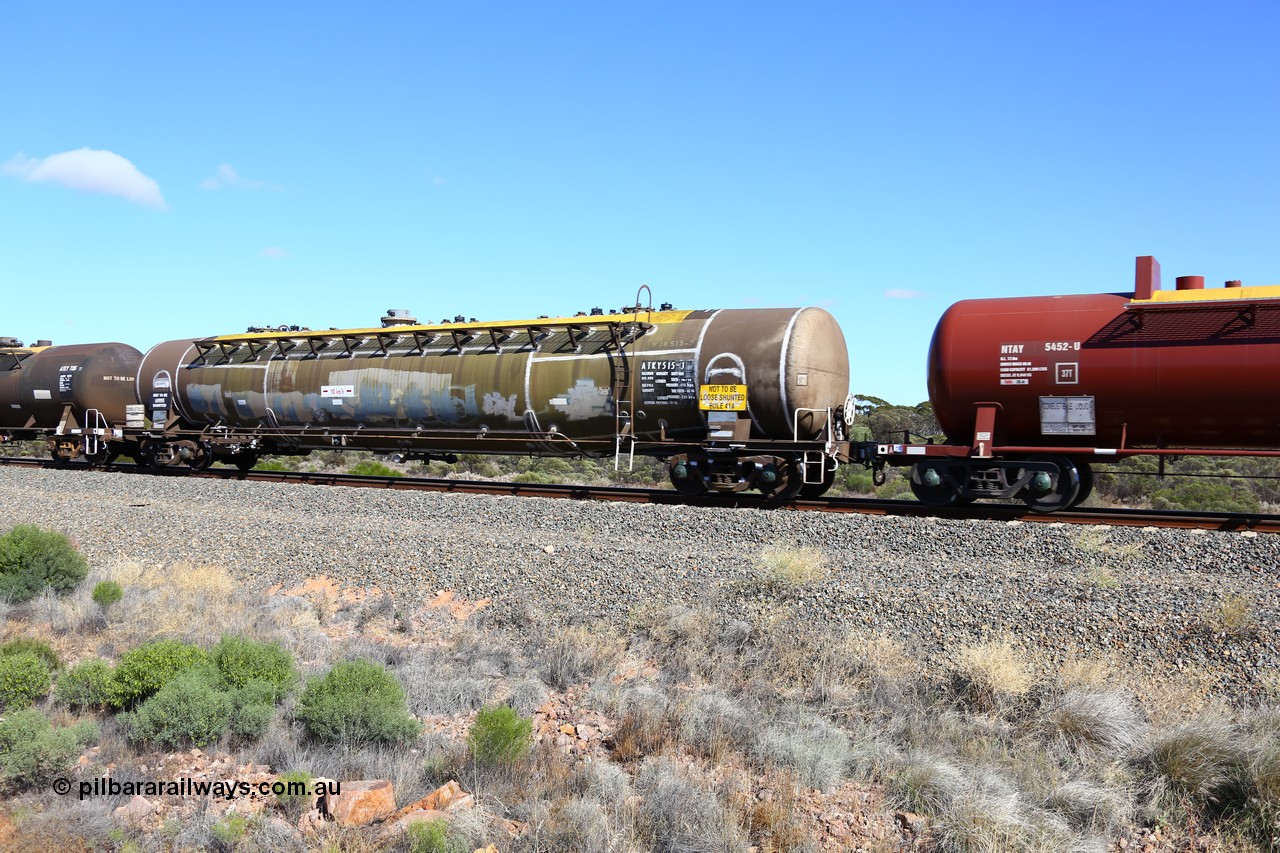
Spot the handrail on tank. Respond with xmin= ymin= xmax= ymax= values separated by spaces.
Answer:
xmin=792 ymin=407 xmax=831 ymax=442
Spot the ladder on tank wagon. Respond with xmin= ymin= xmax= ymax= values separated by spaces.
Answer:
xmin=611 ymin=287 xmax=654 ymax=472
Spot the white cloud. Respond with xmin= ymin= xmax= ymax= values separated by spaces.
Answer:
xmin=884 ymin=289 xmax=923 ymax=300
xmin=260 ymin=247 xmax=290 ymax=259
xmin=3 ymin=148 xmax=166 ymax=209
xmin=200 ymin=164 xmax=280 ymax=191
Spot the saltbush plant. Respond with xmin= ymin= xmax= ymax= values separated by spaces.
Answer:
xmin=406 ymin=817 xmax=467 ymax=853
xmin=0 ymin=525 xmax=88 ymax=603
xmin=347 ymin=460 xmax=401 ymax=478
xmin=275 ymin=770 xmax=314 ymax=820
xmin=0 ymin=637 xmax=62 ymax=671
xmin=109 ymin=639 xmax=210 ymax=709
xmin=55 ymin=658 xmax=113 ymax=710
xmin=296 ymin=659 xmax=419 ymax=745
xmin=91 ymin=580 xmax=124 ymax=623
xmin=0 ymin=652 xmax=53 ymax=710
xmin=211 ymin=635 xmax=297 ymax=698
xmin=0 ymin=709 xmax=98 ymax=789
xmin=467 ymin=704 xmax=533 ymax=766
xmin=126 ymin=669 xmax=233 ymax=748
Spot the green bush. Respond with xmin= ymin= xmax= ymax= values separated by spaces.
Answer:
xmin=109 ymin=639 xmax=210 ymax=709
xmin=296 ymin=659 xmax=419 ymax=745
xmin=1150 ymin=481 xmax=1260 ymax=514
xmin=56 ymin=659 xmax=113 ymax=710
xmin=0 ymin=525 xmax=89 ymax=603
xmin=126 ymin=669 xmax=232 ymax=748
xmin=0 ymin=637 xmax=62 ymax=671
xmin=407 ymin=817 xmax=467 ymax=853
xmin=0 ymin=652 xmax=53 ymax=710
xmin=512 ymin=471 xmax=559 ymax=485
xmin=467 ymin=704 xmax=532 ymax=766
xmin=212 ymin=635 xmax=297 ymax=698
xmin=0 ymin=709 xmax=98 ymax=789
xmin=347 ymin=460 xmax=401 ymax=477
xmin=211 ymin=813 xmax=248 ymax=847
xmin=91 ymin=580 xmax=124 ymax=609
xmin=275 ymin=769 xmax=314 ymax=819
xmin=229 ymin=698 xmax=274 ymax=741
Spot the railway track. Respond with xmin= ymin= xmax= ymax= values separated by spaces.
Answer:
xmin=4 ymin=455 xmax=1277 ymax=533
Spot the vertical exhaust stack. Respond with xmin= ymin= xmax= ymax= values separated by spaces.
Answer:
xmin=1135 ymin=256 xmax=1161 ymax=299
xmin=1176 ymin=275 xmax=1205 ymax=291
xmin=1226 ymin=280 xmax=1243 ymax=288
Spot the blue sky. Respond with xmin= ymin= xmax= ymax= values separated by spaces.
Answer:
xmin=3 ymin=1 xmax=1277 ymax=404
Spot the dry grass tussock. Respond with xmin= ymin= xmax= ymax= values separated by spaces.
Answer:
xmin=752 ymin=542 xmax=830 ymax=591
xmin=7 ymin=545 xmax=1280 ymax=853
xmin=91 ymin=559 xmax=273 ymax=643
xmin=951 ymin=637 xmax=1033 ymax=712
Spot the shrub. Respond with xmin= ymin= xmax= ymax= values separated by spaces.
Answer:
xmin=406 ymin=818 xmax=467 ymax=853
xmin=275 ymin=769 xmax=314 ymax=819
xmin=91 ymin=580 xmax=123 ymax=611
xmin=296 ymin=659 xmax=419 ymax=745
xmin=211 ymin=812 xmax=248 ymax=847
xmin=109 ymin=639 xmax=210 ymax=709
xmin=0 ymin=525 xmax=88 ymax=603
xmin=212 ymin=635 xmax=297 ymax=698
xmin=0 ymin=637 xmax=61 ymax=671
xmin=229 ymin=700 xmax=274 ymax=741
xmin=127 ymin=669 xmax=232 ymax=748
xmin=0 ymin=652 xmax=53 ymax=710
xmin=56 ymin=659 xmax=113 ymax=710
xmin=0 ymin=709 xmax=98 ymax=789
xmin=347 ymin=460 xmax=400 ymax=477
xmin=467 ymin=704 xmax=532 ymax=766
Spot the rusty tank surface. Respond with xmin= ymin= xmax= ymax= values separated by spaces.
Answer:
xmin=884 ymin=256 xmax=1280 ymax=513
xmin=0 ymin=341 xmax=141 ymax=432
xmin=929 ymin=268 xmax=1280 ymax=451
xmin=134 ymin=305 xmax=851 ymax=493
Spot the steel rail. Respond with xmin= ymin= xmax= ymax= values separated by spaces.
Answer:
xmin=3 ymin=455 xmax=1277 ymax=533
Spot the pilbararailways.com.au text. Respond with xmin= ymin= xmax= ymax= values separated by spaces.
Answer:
xmin=53 ymin=777 xmax=341 ymax=801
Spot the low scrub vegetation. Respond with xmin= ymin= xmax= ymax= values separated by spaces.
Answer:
xmin=296 ymin=659 xmax=420 ymax=745
xmin=0 ymin=546 xmax=1274 ymax=853
xmin=0 ymin=524 xmax=88 ymax=603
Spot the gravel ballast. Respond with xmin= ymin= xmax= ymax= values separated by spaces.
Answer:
xmin=2 ymin=466 xmax=1276 ymax=700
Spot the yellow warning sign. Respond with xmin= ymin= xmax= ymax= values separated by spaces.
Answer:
xmin=699 ymin=384 xmax=747 ymax=411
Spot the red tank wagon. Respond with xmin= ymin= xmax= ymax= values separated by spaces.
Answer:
xmin=881 ymin=257 xmax=1280 ymax=511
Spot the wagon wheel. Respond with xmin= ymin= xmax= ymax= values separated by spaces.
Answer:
xmin=188 ymin=442 xmax=214 ymax=471
xmin=798 ymin=459 xmax=838 ymax=499
xmin=1071 ymin=462 xmax=1094 ymax=508
xmin=668 ymin=456 xmax=708 ymax=496
xmin=910 ymin=461 xmax=966 ymax=507
xmin=83 ymin=445 xmax=111 ymax=467
xmin=759 ymin=457 xmax=804 ymax=503
xmin=134 ymin=441 xmax=156 ymax=468
xmin=233 ymin=452 xmax=259 ymax=473
xmin=1019 ymin=454 xmax=1082 ymax=514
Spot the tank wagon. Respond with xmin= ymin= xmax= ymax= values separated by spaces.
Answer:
xmin=129 ymin=299 xmax=853 ymax=498
xmin=0 ymin=339 xmax=143 ymax=464
xmin=879 ymin=256 xmax=1280 ymax=511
